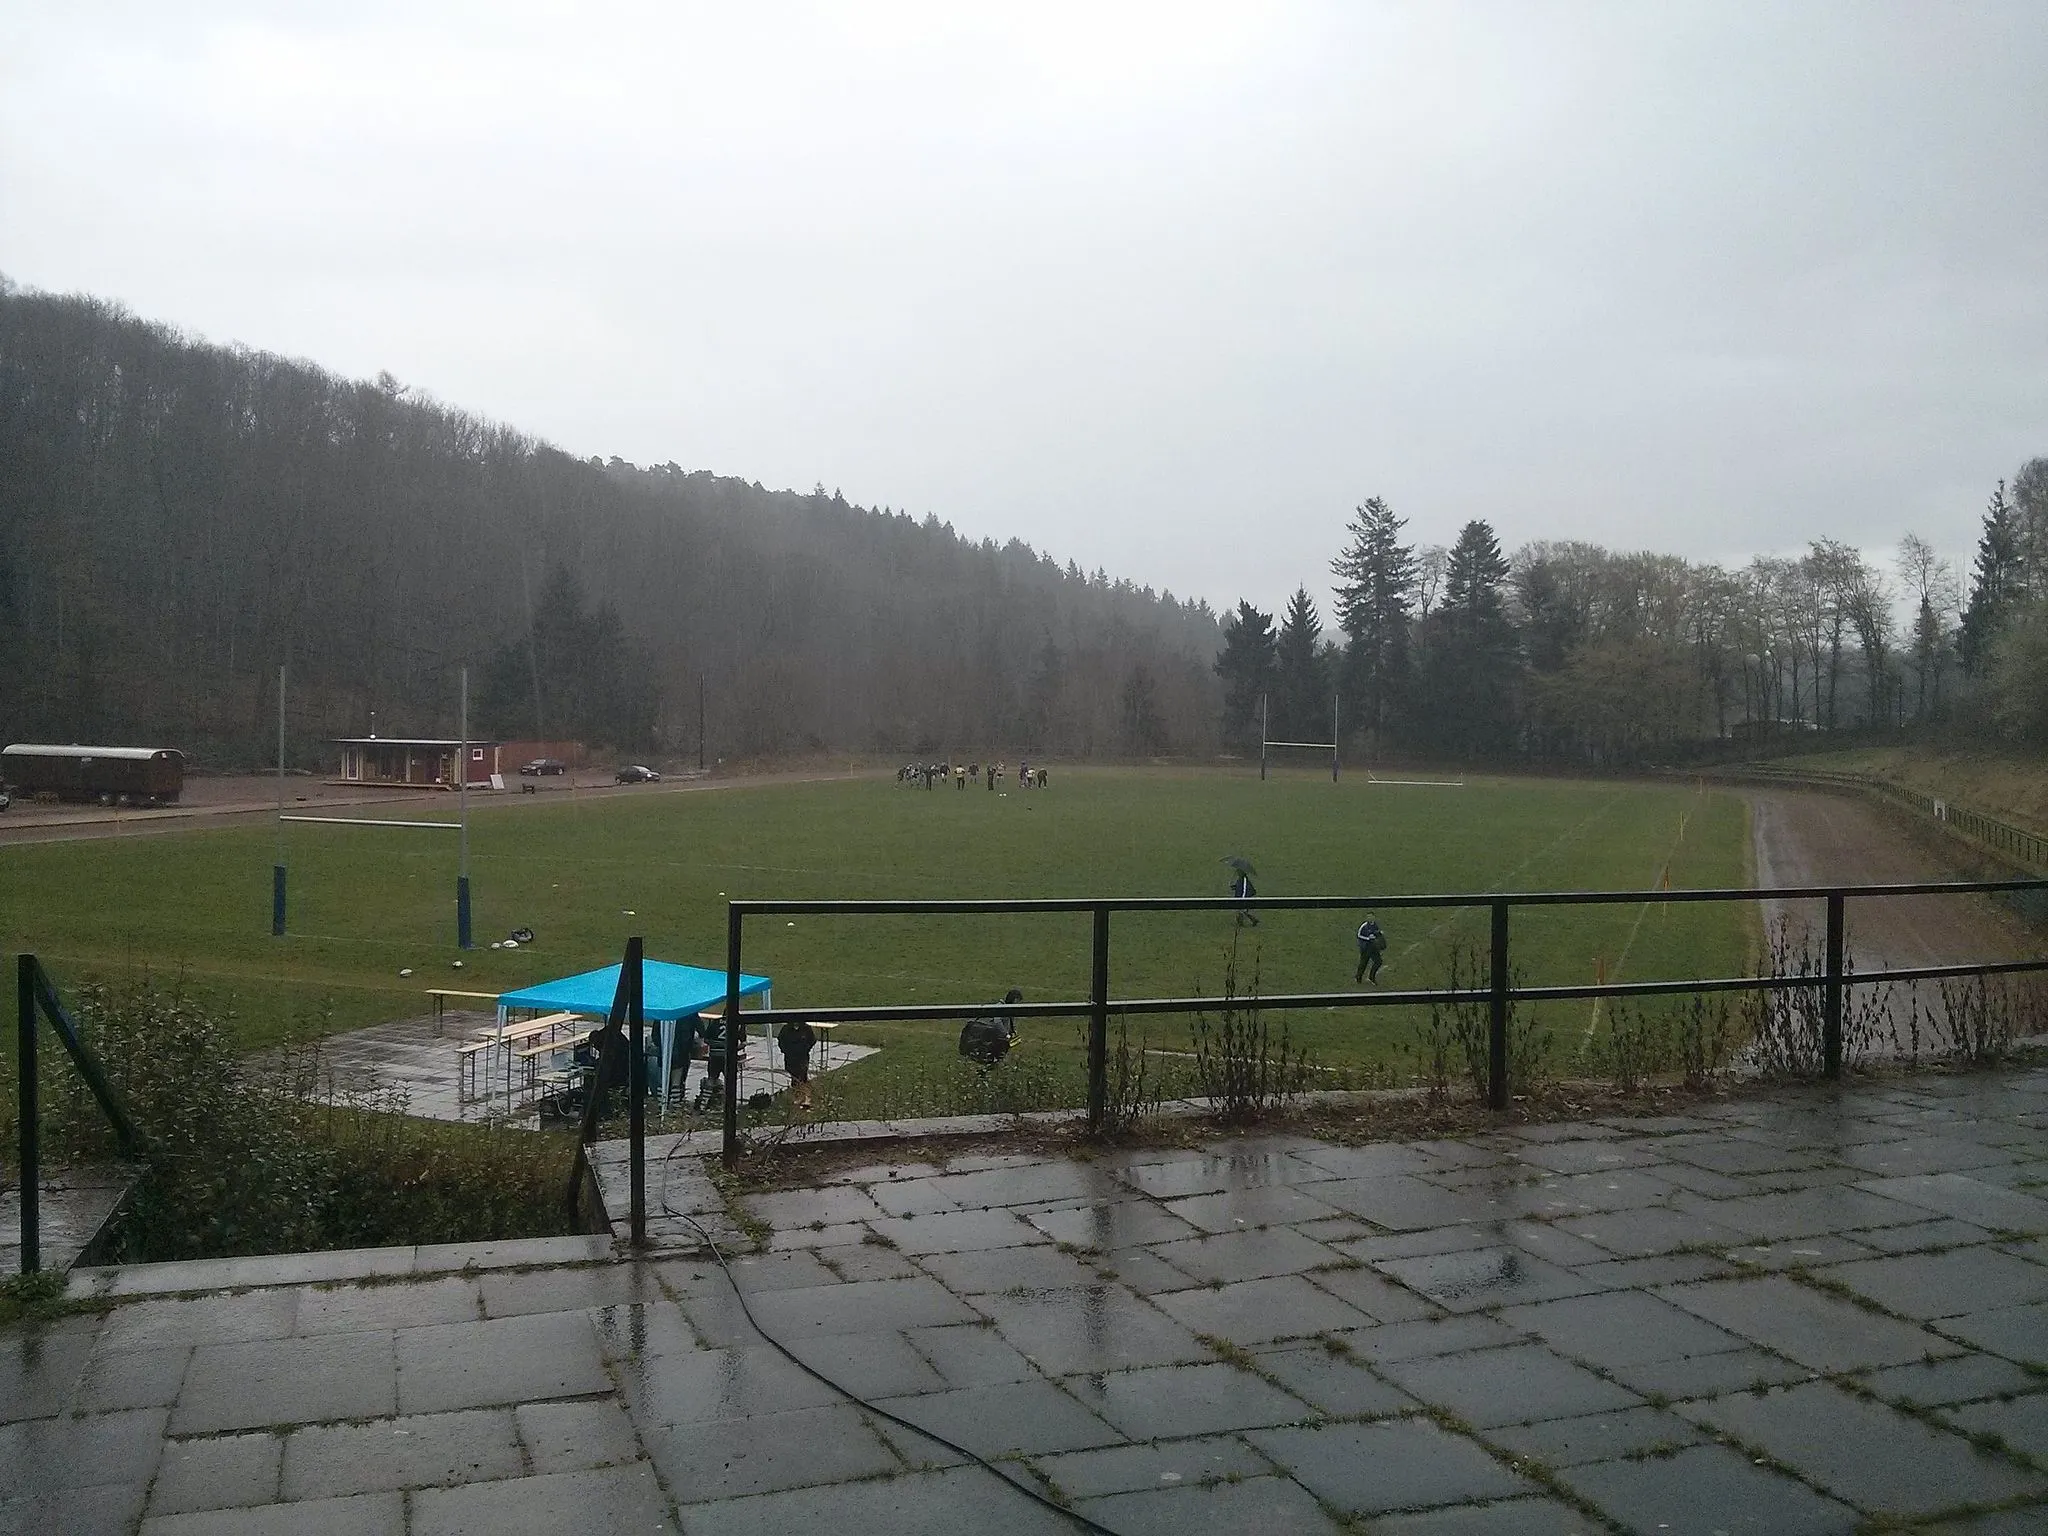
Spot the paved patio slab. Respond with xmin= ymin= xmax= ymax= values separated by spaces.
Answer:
xmin=13 ymin=1067 xmax=2048 ymax=1533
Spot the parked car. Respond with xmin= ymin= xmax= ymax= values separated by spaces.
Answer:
xmin=615 ymin=765 xmax=661 ymax=784
xmin=520 ymin=758 xmax=567 ymax=776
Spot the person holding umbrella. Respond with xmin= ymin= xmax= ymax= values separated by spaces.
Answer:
xmin=1222 ymin=856 xmax=1259 ymax=927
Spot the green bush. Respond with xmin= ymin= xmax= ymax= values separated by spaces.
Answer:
xmin=13 ymin=978 xmax=574 ymax=1262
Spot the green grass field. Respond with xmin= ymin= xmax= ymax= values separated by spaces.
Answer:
xmin=1 ymin=769 xmax=1754 ymax=1102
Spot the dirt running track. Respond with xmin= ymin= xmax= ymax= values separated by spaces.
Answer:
xmin=1745 ymin=785 xmax=2039 ymax=980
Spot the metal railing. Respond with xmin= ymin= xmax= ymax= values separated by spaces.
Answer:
xmin=14 ymin=955 xmax=145 ymax=1274
xmin=714 ymin=878 xmax=2048 ymax=1165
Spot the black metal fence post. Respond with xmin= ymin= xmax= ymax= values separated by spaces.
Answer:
xmin=723 ymin=904 xmax=744 ymax=1169
xmin=626 ymin=936 xmax=646 ymax=1247
xmin=1823 ymin=891 xmax=1846 ymax=1079
xmin=1488 ymin=899 xmax=1510 ymax=1110
xmin=18 ymin=955 xmax=39 ymax=1274
xmin=1086 ymin=906 xmax=1111 ymax=1131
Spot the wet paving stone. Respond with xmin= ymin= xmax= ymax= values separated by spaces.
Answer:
xmin=174 ymin=1332 xmax=397 ymax=1433
xmin=917 ymin=1243 xmax=1108 ymax=1295
xmin=589 ymin=1299 xmax=701 ymax=1365
xmin=1682 ymin=1379 xmax=2048 ymax=1516
xmin=1718 ymin=1234 xmax=1878 ymax=1270
xmin=1061 ymin=1359 xmax=1313 ymax=1438
xmin=1558 ymin=1442 xmax=1858 ymax=1534
xmin=1115 ymin=1149 xmax=1335 ymax=1200
xmin=280 ymin=1409 xmax=524 ymax=1499
xmin=1601 ymin=1346 xmax=1811 ymax=1402
xmin=70 ymin=1342 xmax=189 ymax=1414
xmin=1655 ymin=1274 xmax=1959 ymax=1372
xmin=904 ymin=1322 xmax=1042 ymax=1388
xmin=1293 ymin=1142 xmax=1456 ymax=1179
xmin=293 ymin=1276 xmax=480 ymax=1336
xmin=617 ymin=1343 xmax=842 ymax=1426
xmin=1512 ymin=1139 xmax=1669 ymax=1176
xmin=98 ymin=1288 xmax=300 ymax=1355
xmin=1841 ymin=1136 xmax=2018 ymax=1177
xmin=1510 ymin=1170 xmax=1680 ymax=1220
xmin=1306 ymin=1262 xmax=1444 ymax=1323
xmin=1381 ymin=1343 xmax=1639 ymax=1428
xmin=144 ymin=1489 xmax=407 ymax=1535
xmin=410 ymin=1464 xmax=674 ymax=1535
xmin=1858 ymin=1174 xmax=2048 ymax=1235
xmin=1248 ymin=1417 xmax=1532 ymax=1515
xmin=644 ymin=1401 xmax=900 ymax=1502
xmin=1819 ymin=1247 xmax=2048 ymax=1320
xmin=813 ymin=1242 xmax=926 ymax=1283
xmin=1022 ymin=1199 xmax=1203 ymax=1251
xmin=1498 ymin=1290 xmax=1748 ymax=1371
xmin=1554 ymin=1205 xmax=1745 ymax=1258
xmin=1078 ymin=1473 xmax=1347 ymax=1535
xmin=868 ymin=1208 xmax=1049 ymax=1254
xmin=743 ymin=1275 xmax=978 ymax=1338
xmin=1331 ymin=1314 xmax=1529 ymax=1363
xmin=1163 ymin=1183 xmax=1344 ymax=1234
xmin=1148 ymin=1227 xmax=1342 ymax=1285
xmin=918 ymin=1160 xmax=1129 ymax=1210
xmin=0 ymin=1320 xmax=98 ymax=1424
xmin=1254 ymin=1342 xmax=1417 ymax=1416
xmin=976 ymin=1285 xmax=1215 ymax=1373
xmin=741 ymin=1184 xmax=888 ymax=1229
xmin=394 ymin=1311 xmax=609 ymax=1415
xmin=1934 ymin=1303 xmax=2048 ymax=1366
xmin=477 ymin=1262 xmax=670 ymax=1318
xmin=1373 ymin=1247 xmax=1604 ymax=1313
xmin=0 ymin=1406 xmax=168 ymax=1501
xmin=1569 ymin=1252 xmax=1735 ymax=1290
xmin=672 ymin=1464 xmax=1074 ymax=1536
xmin=1336 ymin=1224 xmax=1503 ymax=1263
xmin=514 ymin=1398 xmax=643 ymax=1475
xmin=1367 ymin=1495 xmax=1605 ymax=1534
xmin=1032 ymin=1434 xmax=1271 ymax=1499
xmin=872 ymin=1376 xmax=1124 ymax=1456
xmin=782 ymin=1329 xmax=949 ymax=1398
xmin=1857 ymin=1351 xmax=2043 ymax=1408
xmin=1153 ymin=1273 xmax=1376 ymax=1345
xmin=1310 ymin=1175 xmax=1513 ymax=1232
xmin=1675 ymin=1185 xmax=1933 ymax=1242
xmin=1944 ymin=1392 xmax=2048 ymax=1465
xmin=1483 ymin=1404 xmax=1705 ymax=1467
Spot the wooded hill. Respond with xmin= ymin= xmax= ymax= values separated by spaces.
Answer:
xmin=0 ymin=284 xmax=1224 ymax=764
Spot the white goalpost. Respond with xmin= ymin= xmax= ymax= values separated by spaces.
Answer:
xmin=1259 ymin=693 xmax=1340 ymax=782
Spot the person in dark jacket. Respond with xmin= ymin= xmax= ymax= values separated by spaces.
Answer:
xmin=1355 ymin=916 xmax=1388 ymax=983
xmin=777 ymin=1020 xmax=818 ymax=1112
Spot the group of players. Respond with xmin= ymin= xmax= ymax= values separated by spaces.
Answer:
xmin=898 ymin=760 xmax=1050 ymax=791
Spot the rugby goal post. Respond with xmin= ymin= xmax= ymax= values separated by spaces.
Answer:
xmin=1259 ymin=693 xmax=1340 ymax=783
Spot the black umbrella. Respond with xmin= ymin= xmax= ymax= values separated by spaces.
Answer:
xmin=1221 ymin=855 xmax=1257 ymax=878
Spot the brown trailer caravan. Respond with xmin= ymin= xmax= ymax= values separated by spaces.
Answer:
xmin=0 ymin=745 xmax=186 ymax=806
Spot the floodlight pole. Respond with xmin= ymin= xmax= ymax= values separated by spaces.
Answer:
xmin=273 ymin=664 xmax=287 ymax=937
xmin=1259 ymin=694 xmax=1269 ymax=782
xmin=457 ymin=666 xmax=473 ymax=950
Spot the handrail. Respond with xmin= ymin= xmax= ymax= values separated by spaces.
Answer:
xmin=715 ymin=876 xmax=2048 ymax=1164
xmin=16 ymin=954 xmax=146 ymax=1274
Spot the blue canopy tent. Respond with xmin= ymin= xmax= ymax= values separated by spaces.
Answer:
xmin=496 ymin=960 xmax=772 ymax=1106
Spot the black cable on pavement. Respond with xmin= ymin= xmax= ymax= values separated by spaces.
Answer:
xmin=657 ymin=1139 xmax=1120 ymax=1536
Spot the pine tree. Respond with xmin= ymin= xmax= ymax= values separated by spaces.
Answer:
xmin=1961 ymin=482 xmax=2027 ymax=676
xmin=1272 ymin=587 xmax=1331 ymax=743
xmin=1418 ymin=520 xmax=1519 ymax=757
xmin=1330 ymin=496 xmax=1416 ymax=742
xmin=1214 ymin=601 xmax=1277 ymax=751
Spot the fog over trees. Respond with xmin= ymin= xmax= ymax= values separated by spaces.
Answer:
xmin=0 ymin=285 xmax=1221 ymax=763
xmin=3 ymin=280 xmax=2041 ymax=769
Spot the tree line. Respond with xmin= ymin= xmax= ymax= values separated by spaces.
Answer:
xmin=1219 ymin=467 xmax=2048 ymax=765
xmin=0 ymin=283 xmax=1222 ymax=764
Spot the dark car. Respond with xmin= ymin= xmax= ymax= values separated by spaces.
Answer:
xmin=520 ymin=758 xmax=567 ymax=776
xmin=615 ymin=765 xmax=661 ymax=784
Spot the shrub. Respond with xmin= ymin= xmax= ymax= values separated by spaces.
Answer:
xmin=1188 ymin=939 xmax=1314 ymax=1123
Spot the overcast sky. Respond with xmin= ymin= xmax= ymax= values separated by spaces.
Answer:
xmin=5 ymin=2 xmax=2044 ymax=620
